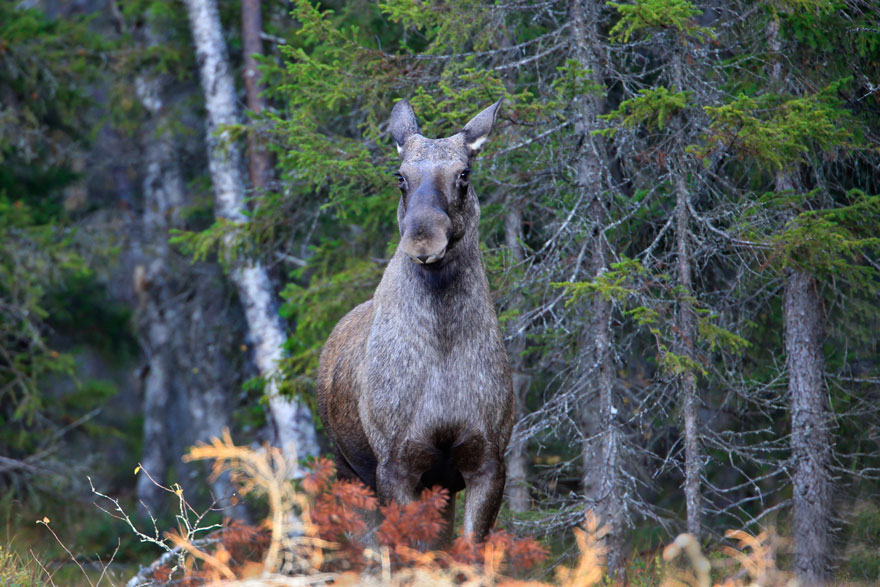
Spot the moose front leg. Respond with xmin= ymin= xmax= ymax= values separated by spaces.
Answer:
xmin=462 ymin=455 xmax=506 ymax=541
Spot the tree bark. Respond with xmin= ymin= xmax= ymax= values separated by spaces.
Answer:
xmin=777 ymin=159 xmax=829 ymax=585
xmin=178 ymin=278 xmax=250 ymax=520
xmin=134 ymin=26 xmax=244 ymax=517
xmin=504 ymin=201 xmax=532 ymax=513
xmin=241 ymin=0 xmax=270 ymax=192
xmin=570 ymin=0 xmax=626 ymax=578
xmin=784 ymin=267 xmax=830 ymax=585
xmin=671 ymin=46 xmax=702 ymax=541
xmin=133 ymin=35 xmax=185 ymax=516
xmin=674 ymin=171 xmax=701 ymax=539
xmin=768 ymin=18 xmax=830 ymax=583
xmin=184 ymin=0 xmax=319 ymax=462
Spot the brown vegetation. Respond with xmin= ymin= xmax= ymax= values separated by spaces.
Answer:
xmin=50 ymin=432 xmax=804 ymax=586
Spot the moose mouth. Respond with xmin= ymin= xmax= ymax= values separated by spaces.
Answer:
xmin=408 ymin=249 xmax=446 ymax=265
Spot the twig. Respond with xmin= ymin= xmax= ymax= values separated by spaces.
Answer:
xmin=30 ymin=549 xmax=57 ymax=587
xmin=94 ymin=539 xmax=120 ymax=587
xmin=36 ymin=518 xmax=95 ymax=587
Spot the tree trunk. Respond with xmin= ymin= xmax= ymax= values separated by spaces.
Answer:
xmin=134 ymin=28 xmax=244 ymax=517
xmin=504 ymin=201 xmax=532 ymax=513
xmin=768 ymin=18 xmax=830 ymax=583
xmin=784 ymin=269 xmax=829 ymax=585
xmin=184 ymin=0 xmax=319 ymax=461
xmin=570 ymin=0 xmax=626 ymax=578
xmin=179 ymin=280 xmax=250 ymax=520
xmin=671 ymin=45 xmax=702 ymax=541
xmin=133 ymin=44 xmax=185 ymax=516
xmin=674 ymin=171 xmax=701 ymax=539
xmin=777 ymin=157 xmax=829 ymax=585
xmin=241 ymin=0 xmax=270 ymax=192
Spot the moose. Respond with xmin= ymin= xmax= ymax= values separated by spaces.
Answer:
xmin=316 ymin=99 xmax=515 ymax=543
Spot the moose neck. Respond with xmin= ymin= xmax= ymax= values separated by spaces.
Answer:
xmin=404 ymin=228 xmax=480 ymax=296
xmin=377 ymin=223 xmax=492 ymax=334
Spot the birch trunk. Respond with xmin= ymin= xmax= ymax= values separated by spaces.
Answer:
xmin=134 ymin=46 xmax=185 ymax=516
xmin=184 ymin=0 xmax=319 ymax=461
xmin=768 ymin=19 xmax=830 ymax=583
xmin=571 ymin=0 xmax=625 ymax=577
xmin=135 ymin=30 xmax=244 ymax=516
xmin=671 ymin=47 xmax=702 ymax=541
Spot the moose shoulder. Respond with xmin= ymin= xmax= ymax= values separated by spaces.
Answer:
xmin=316 ymin=99 xmax=515 ymax=542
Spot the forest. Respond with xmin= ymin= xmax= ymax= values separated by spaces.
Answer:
xmin=2 ymin=0 xmax=879 ymax=585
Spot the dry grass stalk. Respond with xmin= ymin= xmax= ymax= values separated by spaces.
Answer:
xmin=183 ymin=428 xmax=333 ymax=579
xmin=554 ymin=511 xmax=608 ymax=587
xmin=662 ymin=533 xmax=711 ymax=587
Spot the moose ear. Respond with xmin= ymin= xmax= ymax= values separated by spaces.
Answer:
xmin=462 ymin=98 xmax=503 ymax=154
xmin=390 ymin=99 xmax=420 ymax=155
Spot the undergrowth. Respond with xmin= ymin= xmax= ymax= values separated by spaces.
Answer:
xmin=16 ymin=431 xmax=825 ymax=585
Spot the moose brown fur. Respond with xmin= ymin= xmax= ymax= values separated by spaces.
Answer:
xmin=316 ymin=99 xmax=515 ymax=542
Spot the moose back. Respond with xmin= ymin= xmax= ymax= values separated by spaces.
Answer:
xmin=316 ymin=99 xmax=515 ymax=542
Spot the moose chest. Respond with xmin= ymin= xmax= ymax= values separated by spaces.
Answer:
xmin=357 ymin=292 xmax=508 ymax=446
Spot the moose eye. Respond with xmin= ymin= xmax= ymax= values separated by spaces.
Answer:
xmin=459 ymin=168 xmax=471 ymax=182
xmin=395 ymin=173 xmax=406 ymax=190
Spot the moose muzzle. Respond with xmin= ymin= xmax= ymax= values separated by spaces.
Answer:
xmin=399 ymin=183 xmax=452 ymax=265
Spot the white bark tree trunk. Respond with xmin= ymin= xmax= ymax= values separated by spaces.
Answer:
xmin=135 ymin=28 xmax=245 ymax=517
xmin=184 ymin=0 xmax=319 ymax=462
xmin=134 ymin=42 xmax=185 ymax=516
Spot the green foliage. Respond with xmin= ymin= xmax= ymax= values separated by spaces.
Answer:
xmin=169 ymin=218 xmax=256 ymax=268
xmin=0 ymin=197 xmax=123 ymax=486
xmin=697 ymin=315 xmax=750 ymax=354
xmin=280 ymin=257 xmax=383 ymax=396
xmin=0 ymin=196 xmax=82 ymax=425
xmin=0 ymin=544 xmax=43 ymax=587
xmin=769 ymin=191 xmax=880 ymax=285
xmin=656 ymin=345 xmax=707 ymax=377
xmin=607 ymin=0 xmax=711 ymax=43
xmin=552 ymin=59 xmax=605 ymax=102
xmin=696 ymin=85 xmax=855 ymax=170
xmin=553 ymin=257 xmax=648 ymax=303
xmin=556 ymin=254 xmax=751 ymax=381
xmin=596 ymin=87 xmax=691 ymax=136
xmin=0 ymin=4 xmax=126 ymax=502
xmin=0 ymin=5 xmax=107 ymax=161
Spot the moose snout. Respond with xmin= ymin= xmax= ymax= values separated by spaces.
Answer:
xmin=399 ymin=207 xmax=452 ymax=265
xmin=412 ymin=250 xmax=445 ymax=265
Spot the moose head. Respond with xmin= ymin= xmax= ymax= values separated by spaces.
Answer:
xmin=390 ymin=99 xmax=503 ymax=268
